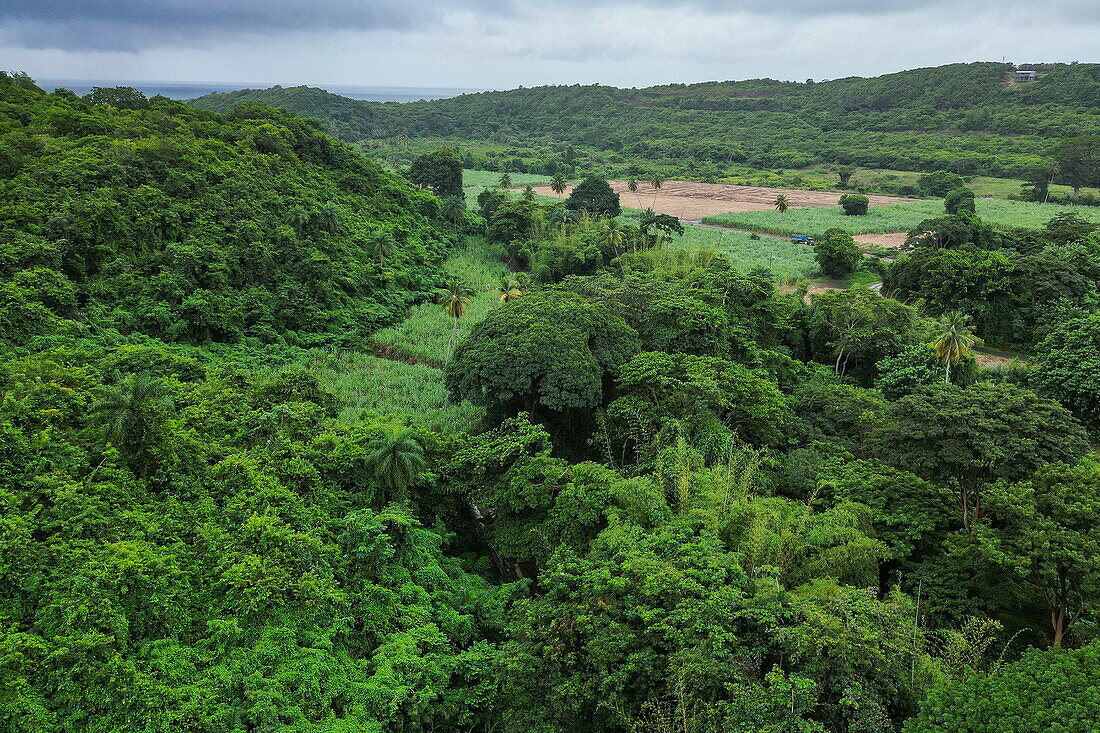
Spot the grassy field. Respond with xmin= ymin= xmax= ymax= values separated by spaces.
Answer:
xmin=667 ymin=225 xmax=818 ymax=280
xmin=701 ymin=198 xmax=1100 ymax=236
xmin=314 ymin=350 xmax=480 ymax=433
xmin=371 ymin=238 xmax=510 ymax=365
xmin=463 ymin=169 xmax=555 ymax=204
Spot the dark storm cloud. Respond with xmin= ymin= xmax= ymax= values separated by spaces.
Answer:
xmin=0 ymin=0 xmax=969 ymax=52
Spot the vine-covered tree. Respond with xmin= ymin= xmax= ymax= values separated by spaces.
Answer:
xmin=565 ymin=176 xmax=621 ymax=218
xmin=407 ymin=149 xmax=464 ymax=197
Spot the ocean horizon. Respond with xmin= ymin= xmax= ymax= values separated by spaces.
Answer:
xmin=36 ymin=79 xmax=486 ymax=102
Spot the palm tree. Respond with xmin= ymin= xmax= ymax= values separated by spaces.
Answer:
xmin=492 ymin=274 xmax=524 ymax=302
xmin=442 ymin=196 xmax=466 ymax=229
xmin=439 ymin=278 xmax=474 ymax=322
xmin=317 ymin=202 xmax=341 ymax=233
xmin=650 ymin=174 xmax=664 ymax=209
xmin=285 ymin=204 xmax=311 ymax=233
xmin=600 ymin=221 xmax=626 ymax=256
xmin=498 ymin=172 xmax=512 ymax=189
xmin=930 ymin=311 xmax=978 ymax=383
xmin=89 ymin=373 xmax=173 ymax=475
xmin=774 ymin=194 xmax=790 ymax=213
xmin=439 ymin=278 xmax=474 ymax=362
xmin=550 ymin=174 xmax=568 ymax=195
xmin=548 ymin=207 xmax=577 ymax=227
xmin=522 ymin=185 xmax=536 ymax=201
xmin=365 ymin=426 xmax=427 ymax=497
xmin=627 ymin=178 xmax=643 ymax=208
xmin=368 ymin=231 xmax=396 ymax=265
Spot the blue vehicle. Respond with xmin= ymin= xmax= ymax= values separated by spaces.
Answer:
xmin=790 ymin=234 xmax=814 ymax=244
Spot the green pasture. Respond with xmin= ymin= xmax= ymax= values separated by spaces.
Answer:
xmin=668 ymin=225 xmax=818 ymax=281
xmin=702 ymin=198 xmax=1100 ymax=236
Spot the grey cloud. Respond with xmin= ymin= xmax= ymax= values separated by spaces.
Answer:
xmin=0 ymin=0 xmax=982 ymax=52
xmin=0 ymin=0 xmax=445 ymax=50
xmin=0 ymin=0 xmax=1085 ymax=54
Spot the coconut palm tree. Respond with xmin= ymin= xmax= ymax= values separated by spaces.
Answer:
xmin=774 ymin=194 xmax=790 ymax=213
xmin=439 ymin=278 xmax=474 ymax=322
xmin=650 ymin=175 xmax=664 ymax=209
xmin=498 ymin=172 xmax=512 ymax=189
xmin=89 ymin=373 xmax=173 ymax=475
xmin=522 ymin=185 xmax=536 ymax=201
xmin=600 ymin=221 xmax=626 ymax=256
xmin=365 ymin=426 xmax=427 ymax=497
xmin=492 ymin=274 xmax=524 ymax=302
xmin=626 ymin=178 xmax=643 ymax=208
xmin=930 ymin=311 xmax=978 ymax=382
xmin=439 ymin=278 xmax=474 ymax=361
xmin=550 ymin=174 xmax=568 ymax=195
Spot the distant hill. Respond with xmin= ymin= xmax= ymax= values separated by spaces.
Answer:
xmin=189 ymin=63 xmax=1100 ymax=180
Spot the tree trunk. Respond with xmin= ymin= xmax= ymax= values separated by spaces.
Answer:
xmin=466 ymin=500 xmax=508 ymax=580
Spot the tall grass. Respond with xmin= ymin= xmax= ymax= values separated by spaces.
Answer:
xmin=667 ymin=226 xmax=818 ymax=280
xmin=314 ymin=350 xmax=480 ymax=433
xmin=701 ymin=199 xmax=1100 ymax=236
xmin=370 ymin=238 xmax=509 ymax=365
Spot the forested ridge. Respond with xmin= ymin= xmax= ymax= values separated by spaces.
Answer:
xmin=4 ymin=70 xmax=1100 ymax=732
xmin=190 ymin=62 xmax=1100 ymax=180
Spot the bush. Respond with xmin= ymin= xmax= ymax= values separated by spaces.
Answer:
xmin=565 ymin=177 xmax=621 ymax=218
xmin=839 ymin=193 xmax=869 ymax=216
xmin=944 ymin=187 xmax=976 ymax=215
xmin=477 ymin=188 xmax=508 ymax=220
xmin=917 ymin=171 xmax=966 ymax=197
xmin=813 ymin=228 xmax=864 ymax=277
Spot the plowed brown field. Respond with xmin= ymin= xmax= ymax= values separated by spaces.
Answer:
xmin=524 ymin=180 xmax=918 ymax=221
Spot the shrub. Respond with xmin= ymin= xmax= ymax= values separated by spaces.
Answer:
xmin=917 ymin=171 xmax=966 ymax=197
xmin=944 ymin=187 xmax=976 ymax=215
xmin=477 ymin=188 xmax=508 ymax=220
xmin=813 ymin=228 xmax=864 ymax=277
xmin=839 ymin=194 xmax=869 ymax=216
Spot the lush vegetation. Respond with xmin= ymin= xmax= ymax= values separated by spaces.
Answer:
xmin=190 ymin=62 xmax=1100 ymax=190
xmin=6 ymin=70 xmax=1100 ymax=733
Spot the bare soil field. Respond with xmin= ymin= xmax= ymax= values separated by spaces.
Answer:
xmin=853 ymin=232 xmax=909 ymax=249
xmin=524 ymin=180 xmax=918 ymax=221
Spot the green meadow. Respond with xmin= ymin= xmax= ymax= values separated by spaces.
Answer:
xmin=370 ymin=237 xmax=510 ymax=365
xmin=702 ymin=198 xmax=1100 ymax=236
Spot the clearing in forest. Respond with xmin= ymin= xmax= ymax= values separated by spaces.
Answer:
xmin=525 ymin=180 xmax=917 ymax=220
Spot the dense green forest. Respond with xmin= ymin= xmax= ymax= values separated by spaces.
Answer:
xmin=190 ymin=62 xmax=1100 ymax=190
xmin=4 ymin=70 xmax=1100 ymax=732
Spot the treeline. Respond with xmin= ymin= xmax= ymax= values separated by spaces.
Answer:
xmin=189 ymin=62 xmax=1100 ymax=181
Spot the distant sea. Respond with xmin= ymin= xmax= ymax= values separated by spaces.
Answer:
xmin=37 ymin=79 xmax=484 ymax=102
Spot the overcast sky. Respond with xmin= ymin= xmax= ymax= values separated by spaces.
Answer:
xmin=2 ymin=0 xmax=1097 ymax=90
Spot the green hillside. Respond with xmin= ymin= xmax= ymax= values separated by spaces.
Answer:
xmin=3 ymin=76 xmax=449 ymax=349
xmin=190 ymin=62 xmax=1100 ymax=182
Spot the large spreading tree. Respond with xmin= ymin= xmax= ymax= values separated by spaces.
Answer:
xmin=444 ymin=290 xmax=640 ymax=420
